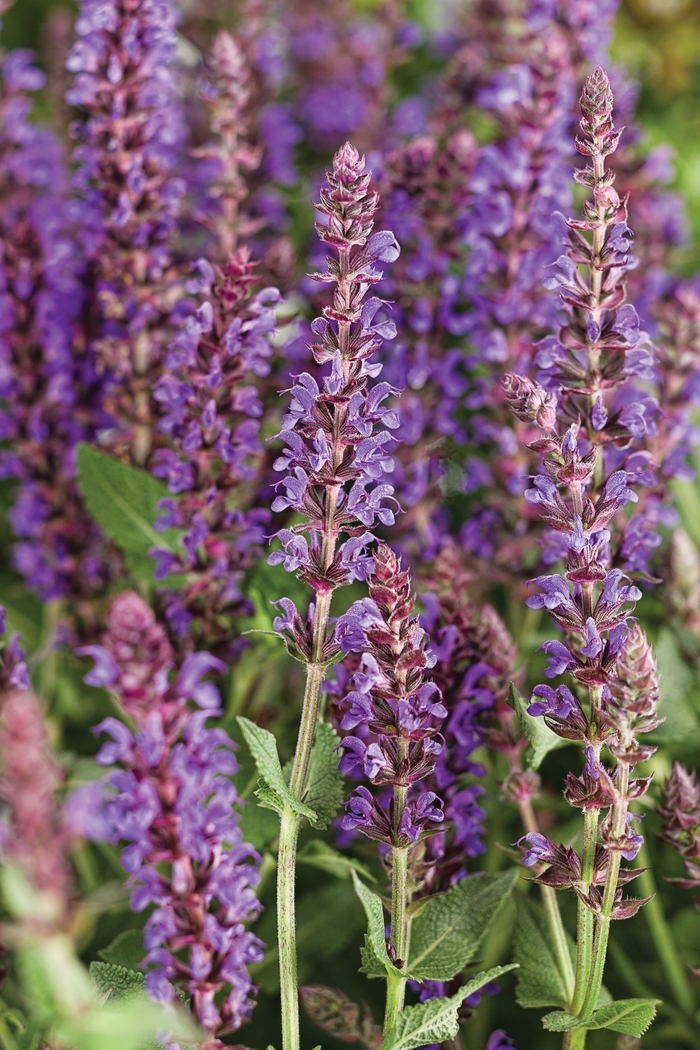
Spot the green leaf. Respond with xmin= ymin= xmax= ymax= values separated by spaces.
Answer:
xmin=351 ymin=871 xmax=408 ymax=980
xmin=510 ymin=682 xmax=568 ymax=770
xmin=542 ymin=998 xmax=660 ymax=1036
xmin=76 ymin=443 xmax=182 ymax=582
xmin=379 ymin=966 xmax=517 ymax=1050
xmin=514 ymin=895 xmax=574 ymax=1009
xmin=305 ymin=721 xmax=345 ymax=830
xmin=97 ymin=931 xmax=145 ymax=973
xmin=89 ymin=963 xmax=145 ymax=1002
xmin=56 ymin=998 xmax=198 ymax=1050
xmin=651 ymin=630 xmax=700 ymax=743
xmin=297 ymin=840 xmax=375 ymax=881
xmin=407 ymin=869 xmax=518 ymax=981
xmin=236 ymin=717 xmax=316 ymax=822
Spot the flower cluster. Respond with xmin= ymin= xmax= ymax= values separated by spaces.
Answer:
xmin=77 ymin=591 xmax=263 ymax=1044
xmin=336 ymin=543 xmax=446 ymax=847
xmin=67 ymin=0 xmax=185 ymax=465
xmin=268 ymin=141 xmax=400 ymax=608
xmin=506 ymin=69 xmax=661 ymax=1019
xmin=659 ymin=763 xmax=700 ymax=905
xmin=0 ymin=49 xmax=115 ymax=601
xmin=151 ymin=248 xmax=278 ymax=652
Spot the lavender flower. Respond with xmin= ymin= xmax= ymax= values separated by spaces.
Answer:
xmin=268 ymin=141 xmax=400 ymax=615
xmin=337 ymin=544 xmax=446 ymax=852
xmin=0 ymin=48 xmax=115 ymax=601
xmin=77 ymin=591 xmax=263 ymax=1044
xmin=152 ymin=249 xmax=278 ymax=652
xmin=67 ymin=0 xmax=186 ymax=466
xmin=505 ymin=69 xmax=660 ymax=1019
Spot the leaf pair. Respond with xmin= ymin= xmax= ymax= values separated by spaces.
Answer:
xmin=236 ymin=716 xmax=344 ymax=829
xmin=542 ymin=998 xmax=660 ymax=1037
xmin=351 ymin=867 xmax=518 ymax=984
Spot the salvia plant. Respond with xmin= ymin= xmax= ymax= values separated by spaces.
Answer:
xmin=3 ymin=2 xmax=700 ymax=1050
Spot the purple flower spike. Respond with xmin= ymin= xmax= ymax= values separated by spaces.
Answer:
xmin=76 ymin=592 xmax=262 ymax=1039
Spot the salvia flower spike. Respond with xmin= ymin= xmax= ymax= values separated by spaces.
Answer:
xmin=504 ymin=67 xmax=660 ymax=1028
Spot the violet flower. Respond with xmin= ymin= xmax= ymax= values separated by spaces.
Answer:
xmin=504 ymin=68 xmax=661 ymax=1020
xmin=151 ymin=249 xmax=278 ymax=652
xmin=77 ymin=591 xmax=263 ymax=1045
xmin=336 ymin=543 xmax=446 ymax=857
xmin=0 ymin=49 xmax=115 ymax=602
xmin=66 ymin=0 xmax=186 ymax=466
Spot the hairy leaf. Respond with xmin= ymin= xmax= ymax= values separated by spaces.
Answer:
xmin=305 ymin=721 xmax=345 ymax=829
xmin=76 ymin=443 xmax=181 ymax=582
xmin=542 ymin=998 xmax=660 ymax=1036
xmin=408 ymin=869 xmax=518 ymax=981
xmin=97 ymin=931 xmax=145 ymax=973
xmin=510 ymin=683 xmax=568 ymax=770
xmin=351 ymin=871 xmax=409 ymax=980
xmin=297 ymin=840 xmax=375 ymax=881
xmin=379 ymin=966 xmax=518 ymax=1050
xmin=514 ymin=895 xmax=574 ymax=1009
xmin=89 ymin=963 xmax=145 ymax=1002
xmin=236 ymin=717 xmax=316 ymax=822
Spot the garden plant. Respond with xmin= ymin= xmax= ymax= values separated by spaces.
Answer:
xmin=2 ymin=1 xmax=700 ymax=1050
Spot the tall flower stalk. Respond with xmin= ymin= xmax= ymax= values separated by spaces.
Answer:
xmin=336 ymin=543 xmax=446 ymax=1030
xmin=77 ymin=592 xmax=263 ymax=1047
xmin=268 ymin=141 xmax=400 ymax=1050
xmin=504 ymin=68 xmax=661 ymax=1048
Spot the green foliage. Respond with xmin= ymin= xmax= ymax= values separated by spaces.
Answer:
xmin=97 ymin=931 xmax=146 ymax=973
xmin=351 ymin=871 xmax=410 ymax=980
xmin=297 ymin=840 xmax=375 ymax=881
xmin=509 ymin=683 xmax=569 ymax=770
xmin=652 ymin=629 xmax=700 ymax=743
xmin=379 ymin=966 xmax=518 ymax=1050
xmin=254 ymin=880 xmax=366 ymax=992
xmin=89 ymin=963 xmax=145 ymax=1002
xmin=407 ymin=869 xmax=518 ymax=981
xmin=76 ymin=443 xmax=182 ymax=582
xmin=513 ymin=895 xmax=574 ymax=1009
xmin=542 ymin=998 xmax=660 ymax=1036
xmin=236 ymin=716 xmax=316 ymax=822
xmin=305 ymin=721 xmax=345 ymax=830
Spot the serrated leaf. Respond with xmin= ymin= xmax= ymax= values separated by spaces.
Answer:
xmin=76 ymin=443 xmax=182 ymax=583
xmin=379 ymin=965 xmax=517 ymax=1050
xmin=97 ymin=931 xmax=145 ymax=972
xmin=236 ymin=717 xmax=316 ymax=822
xmin=510 ymin=682 xmax=568 ymax=770
xmin=542 ymin=998 xmax=660 ymax=1036
xmin=305 ymin=721 xmax=345 ymax=830
xmin=360 ymin=936 xmax=389 ymax=978
xmin=514 ymin=895 xmax=574 ymax=1009
xmin=89 ymin=963 xmax=145 ymax=1002
xmin=351 ymin=871 xmax=408 ymax=980
xmin=407 ymin=869 xmax=518 ymax=981
xmin=297 ymin=840 xmax=375 ymax=881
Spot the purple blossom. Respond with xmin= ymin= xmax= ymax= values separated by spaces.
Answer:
xmin=76 ymin=591 xmax=262 ymax=1039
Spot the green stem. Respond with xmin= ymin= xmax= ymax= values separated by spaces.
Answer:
xmin=518 ymin=797 xmax=575 ymax=1005
xmin=563 ymin=1030 xmax=587 ymax=1050
xmin=39 ymin=597 xmax=62 ymax=704
xmin=636 ymin=841 xmax=695 ymax=1014
xmin=277 ymin=590 xmax=334 ymax=1050
xmin=277 ymin=806 xmax=301 ymax=1050
xmin=570 ymin=807 xmax=598 ymax=1015
xmin=384 ymin=769 xmax=409 ymax=1035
